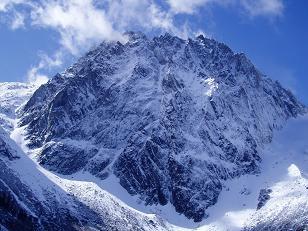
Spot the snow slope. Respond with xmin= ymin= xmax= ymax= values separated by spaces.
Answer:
xmin=0 ymin=82 xmax=36 ymax=132
xmin=172 ymin=113 xmax=308 ymax=231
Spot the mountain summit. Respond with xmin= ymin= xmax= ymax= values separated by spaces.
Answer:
xmin=17 ymin=32 xmax=305 ymax=222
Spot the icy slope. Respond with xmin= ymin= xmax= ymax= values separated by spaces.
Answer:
xmin=0 ymin=82 xmax=36 ymax=132
xmin=18 ymin=32 xmax=305 ymax=221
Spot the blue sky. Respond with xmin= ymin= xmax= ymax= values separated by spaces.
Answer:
xmin=0 ymin=0 xmax=307 ymax=104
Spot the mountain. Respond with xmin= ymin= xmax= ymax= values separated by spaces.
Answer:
xmin=16 ymin=32 xmax=305 ymax=224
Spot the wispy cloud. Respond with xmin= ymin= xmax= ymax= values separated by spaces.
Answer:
xmin=240 ymin=0 xmax=284 ymax=18
xmin=26 ymin=50 xmax=64 ymax=85
xmin=31 ymin=0 xmax=123 ymax=55
xmin=0 ymin=0 xmax=185 ymax=53
xmin=167 ymin=0 xmax=221 ymax=14
xmin=0 ymin=0 xmax=26 ymax=12
xmin=26 ymin=50 xmax=63 ymax=85
xmin=166 ymin=0 xmax=284 ymax=18
xmin=10 ymin=10 xmax=25 ymax=29
xmin=0 ymin=0 xmax=285 ymax=85
xmin=107 ymin=0 xmax=176 ymax=33
xmin=0 ymin=0 xmax=285 ymax=52
xmin=26 ymin=66 xmax=49 ymax=86
xmin=0 ymin=0 xmax=188 ymax=84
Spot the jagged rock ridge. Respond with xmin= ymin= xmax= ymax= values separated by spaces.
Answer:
xmin=18 ymin=32 xmax=305 ymax=221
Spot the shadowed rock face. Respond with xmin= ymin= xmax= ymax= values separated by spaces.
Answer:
xmin=19 ymin=32 xmax=305 ymax=221
xmin=257 ymin=188 xmax=272 ymax=210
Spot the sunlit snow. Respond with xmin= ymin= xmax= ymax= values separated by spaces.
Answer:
xmin=203 ymin=77 xmax=218 ymax=97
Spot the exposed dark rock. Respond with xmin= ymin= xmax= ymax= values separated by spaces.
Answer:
xmin=257 ymin=188 xmax=272 ymax=210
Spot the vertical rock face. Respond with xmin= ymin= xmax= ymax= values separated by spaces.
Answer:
xmin=18 ymin=32 xmax=305 ymax=221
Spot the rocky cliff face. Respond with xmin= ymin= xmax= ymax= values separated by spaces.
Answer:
xmin=18 ymin=32 xmax=305 ymax=222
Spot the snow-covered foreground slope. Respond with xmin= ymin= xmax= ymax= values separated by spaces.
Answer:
xmin=1 ymin=125 xmax=172 ymax=230
xmin=244 ymin=114 xmax=308 ymax=230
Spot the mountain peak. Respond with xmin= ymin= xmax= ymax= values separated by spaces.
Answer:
xmin=124 ymin=31 xmax=147 ymax=42
xmin=17 ymin=32 xmax=305 ymax=222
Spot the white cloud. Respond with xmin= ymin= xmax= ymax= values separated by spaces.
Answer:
xmin=106 ymin=0 xmax=180 ymax=36
xmin=26 ymin=50 xmax=63 ymax=86
xmin=10 ymin=11 xmax=25 ymax=29
xmin=38 ymin=50 xmax=63 ymax=69
xmin=31 ymin=0 xmax=123 ymax=55
xmin=0 ymin=0 xmax=285 ymax=85
xmin=240 ymin=0 xmax=284 ymax=17
xmin=167 ymin=0 xmax=218 ymax=14
xmin=0 ymin=0 xmax=25 ymax=12
xmin=0 ymin=0 xmax=285 ymax=54
xmin=166 ymin=0 xmax=284 ymax=17
xmin=0 ymin=0 xmax=188 ymax=85
xmin=28 ymin=0 xmax=189 ymax=53
xmin=27 ymin=66 xmax=49 ymax=86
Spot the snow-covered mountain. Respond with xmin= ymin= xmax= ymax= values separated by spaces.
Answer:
xmin=0 ymin=32 xmax=307 ymax=230
xmin=18 ymin=32 xmax=305 ymax=222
